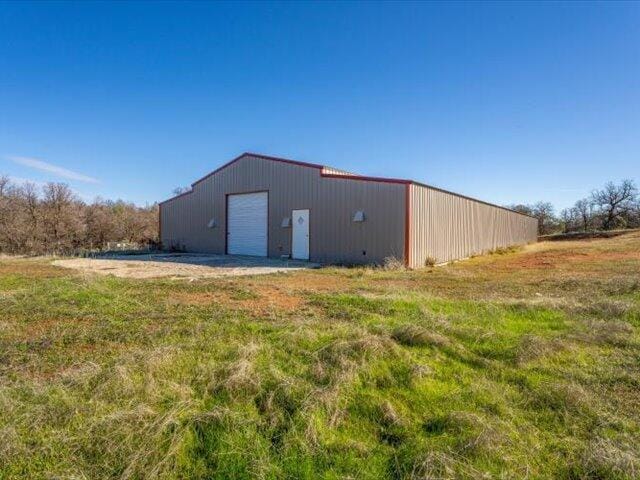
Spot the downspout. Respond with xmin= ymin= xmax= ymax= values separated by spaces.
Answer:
xmin=404 ymin=182 xmax=411 ymax=268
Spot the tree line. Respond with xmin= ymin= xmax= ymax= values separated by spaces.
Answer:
xmin=0 ymin=176 xmax=158 ymax=255
xmin=509 ymin=179 xmax=640 ymax=235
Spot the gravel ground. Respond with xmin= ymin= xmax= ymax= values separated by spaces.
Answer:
xmin=52 ymin=253 xmax=319 ymax=279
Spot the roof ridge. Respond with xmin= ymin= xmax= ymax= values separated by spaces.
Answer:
xmin=159 ymin=152 xmax=537 ymax=219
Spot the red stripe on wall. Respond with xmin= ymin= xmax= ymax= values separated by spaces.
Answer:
xmin=404 ymin=183 xmax=411 ymax=267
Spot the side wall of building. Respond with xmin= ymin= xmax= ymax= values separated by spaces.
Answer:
xmin=408 ymin=184 xmax=538 ymax=267
xmin=160 ymin=155 xmax=406 ymax=265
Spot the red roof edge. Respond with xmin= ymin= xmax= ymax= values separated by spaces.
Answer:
xmin=158 ymin=189 xmax=194 ymax=205
xmin=158 ymin=153 xmax=536 ymax=220
xmin=159 ymin=152 xmax=411 ymax=205
xmin=320 ymin=172 xmax=410 ymax=184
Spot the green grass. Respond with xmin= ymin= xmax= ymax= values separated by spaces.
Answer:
xmin=1 ymin=233 xmax=639 ymax=479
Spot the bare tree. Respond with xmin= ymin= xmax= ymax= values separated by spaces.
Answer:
xmin=560 ymin=208 xmax=577 ymax=233
xmin=532 ymin=202 xmax=557 ymax=235
xmin=3 ymin=182 xmax=42 ymax=254
xmin=84 ymin=199 xmax=115 ymax=249
xmin=0 ymin=175 xmax=10 ymax=196
xmin=507 ymin=202 xmax=559 ymax=235
xmin=591 ymin=179 xmax=638 ymax=230
xmin=630 ymin=203 xmax=640 ymax=229
xmin=508 ymin=204 xmax=534 ymax=217
xmin=0 ymin=174 xmax=160 ymax=255
xmin=41 ymin=183 xmax=84 ymax=253
xmin=84 ymin=199 xmax=158 ymax=249
xmin=0 ymin=176 xmax=19 ymax=252
xmin=172 ymin=186 xmax=191 ymax=196
xmin=572 ymin=198 xmax=593 ymax=232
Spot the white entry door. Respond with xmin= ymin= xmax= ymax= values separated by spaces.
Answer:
xmin=227 ymin=192 xmax=268 ymax=256
xmin=291 ymin=209 xmax=309 ymax=260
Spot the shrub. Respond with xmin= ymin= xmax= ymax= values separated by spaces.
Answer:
xmin=382 ymin=256 xmax=405 ymax=270
xmin=490 ymin=246 xmax=521 ymax=255
xmin=424 ymin=256 xmax=437 ymax=267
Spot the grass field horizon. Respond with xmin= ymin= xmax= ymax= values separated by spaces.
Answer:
xmin=1 ymin=232 xmax=639 ymax=479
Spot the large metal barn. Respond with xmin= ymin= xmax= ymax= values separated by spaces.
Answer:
xmin=159 ymin=153 xmax=537 ymax=267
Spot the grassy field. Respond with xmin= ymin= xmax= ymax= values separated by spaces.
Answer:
xmin=1 ymin=233 xmax=639 ymax=479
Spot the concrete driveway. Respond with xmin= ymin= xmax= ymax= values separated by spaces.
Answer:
xmin=52 ymin=253 xmax=319 ymax=279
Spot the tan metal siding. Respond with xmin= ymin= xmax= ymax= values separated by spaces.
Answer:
xmin=160 ymin=155 xmax=406 ymax=265
xmin=409 ymin=184 xmax=538 ymax=267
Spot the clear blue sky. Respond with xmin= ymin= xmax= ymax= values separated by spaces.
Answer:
xmin=1 ymin=1 xmax=638 ymax=209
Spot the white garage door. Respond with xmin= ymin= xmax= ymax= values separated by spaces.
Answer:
xmin=227 ymin=192 xmax=268 ymax=256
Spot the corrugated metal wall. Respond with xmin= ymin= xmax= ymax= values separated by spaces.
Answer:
xmin=409 ymin=184 xmax=538 ymax=267
xmin=160 ymin=155 xmax=406 ymax=265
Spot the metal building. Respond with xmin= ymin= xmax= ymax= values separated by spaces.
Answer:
xmin=159 ymin=153 xmax=537 ymax=267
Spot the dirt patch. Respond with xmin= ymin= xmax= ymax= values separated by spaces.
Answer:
xmin=238 ymin=282 xmax=306 ymax=313
xmin=475 ymin=235 xmax=640 ymax=272
xmin=169 ymin=283 xmax=306 ymax=315
xmin=540 ymin=229 xmax=640 ymax=241
xmin=254 ymin=284 xmax=304 ymax=309
xmin=52 ymin=254 xmax=318 ymax=279
xmin=507 ymin=248 xmax=640 ymax=269
xmin=266 ymin=271 xmax=355 ymax=292
xmin=0 ymin=258 xmax=67 ymax=278
xmin=20 ymin=318 xmax=63 ymax=338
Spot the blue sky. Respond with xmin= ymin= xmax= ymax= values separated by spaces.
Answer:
xmin=1 ymin=1 xmax=638 ymax=209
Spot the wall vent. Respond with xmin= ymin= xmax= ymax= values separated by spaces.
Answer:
xmin=353 ymin=210 xmax=365 ymax=222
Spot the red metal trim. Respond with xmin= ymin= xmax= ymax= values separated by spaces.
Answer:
xmin=404 ymin=183 xmax=411 ymax=267
xmin=160 ymin=153 xmax=412 ymax=205
xmin=158 ymin=152 xmax=536 ymax=221
xmin=158 ymin=189 xmax=193 ymax=206
xmin=320 ymin=172 xmax=410 ymax=185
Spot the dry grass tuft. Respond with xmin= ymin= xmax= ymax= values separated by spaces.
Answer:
xmin=515 ymin=334 xmax=564 ymax=364
xmin=490 ymin=245 xmax=522 ymax=255
xmin=212 ymin=342 xmax=262 ymax=398
xmin=316 ymin=333 xmax=395 ymax=368
xmin=580 ymin=319 xmax=635 ymax=347
xmin=392 ymin=324 xmax=450 ymax=348
xmin=382 ymin=256 xmax=405 ymax=271
xmin=424 ymin=256 xmax=437 ymax=267
xmin=444 ymin=411 xmax=506 ymax=454
xmin=408 ymin=451 xmax=486 ymax=480
xmin=574 ymin=299 xmax=632 ymax=319
xmin=0 ymin=425 xmax=23 ymax=462
xmin=379 ymin=400 xmax=402 ymax=427
xmin=575 ymin=437 xmax=640 ymax=479
xmin=527 ymin=381 xmax=591 ymax=415
xmin=603 ymin=277 xmax=640 ymax=295
xmin=410 ymin=362 xmax=433 ymax=379
xmin=374 ymin=400 xmax=406 ymax=446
